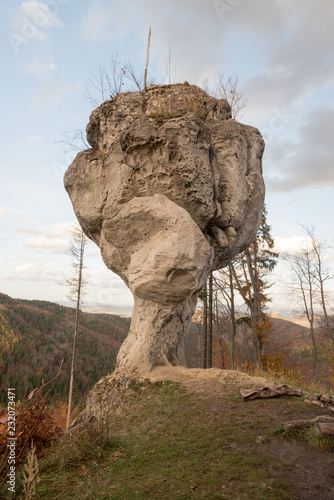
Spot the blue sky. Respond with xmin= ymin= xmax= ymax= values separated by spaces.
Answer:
xmin=1 ymin=0 xmax=333 ymax=315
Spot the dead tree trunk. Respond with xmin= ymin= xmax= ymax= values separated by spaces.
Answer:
xmin=202 ymin=283 xmax=208 ymax=369
xmin=66 ymin=228 xmax=86 ymax=430
xmin=314 ymin=422 xmax=334 ymax=437
xmin=143 ymin=27 xmax=151 ymax=92
xmin=229 ymin=264 xmax=236 ymax=369
xmin=208 ymin=272 xmax=213 ymax=368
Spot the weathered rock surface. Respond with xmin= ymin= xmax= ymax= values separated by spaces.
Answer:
xmin=99 ymin=194 xmax=213 ymax=302
xmin=64 ymin=83 xmax=265 ymax=375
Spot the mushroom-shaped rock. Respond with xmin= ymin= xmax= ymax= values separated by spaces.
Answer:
xmin=64 ymin=83 xmax=265 ymax=374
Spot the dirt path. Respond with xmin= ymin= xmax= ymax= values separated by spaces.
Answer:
xmin=144 ymin=366 xmax=269 ymax=392
xmin=144 ymin=366 xmax=334 ymax=500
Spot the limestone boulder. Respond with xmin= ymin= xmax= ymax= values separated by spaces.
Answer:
xmin=64 ymin=83 xmax=265 ymax=374
xmin=99 ymin=194 xmax=214 ymax=304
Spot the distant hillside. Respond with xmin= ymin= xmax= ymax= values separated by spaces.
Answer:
xmin=0 ymin=293 xmax=204 ymax=408
xmin=267 ymin=317 xmax=310 ymax=350
xmin=271 ymin=312 xmax=324 ymax=329
xmin=270 ymin=312 xmax=290 ymax=321
xmin=0 ymin=291 xmax=323 ymax=409
xmin=82 ymin=304 xmax=132 ymax=316
xmin=289 ymin=314 xmax=323 ymax=328
xmin=0 ymin=293 xmax=130 ymax=407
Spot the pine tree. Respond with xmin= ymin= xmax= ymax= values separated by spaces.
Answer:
xmin=231 ymin=206 xmax=278 ymax=363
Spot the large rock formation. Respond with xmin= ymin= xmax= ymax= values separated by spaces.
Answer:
xmin=64 ymin=83 xmax=265 ymax=375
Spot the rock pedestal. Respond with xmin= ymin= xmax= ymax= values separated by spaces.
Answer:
xmin=64 ymin=83 xmax=265 ymax=375
xmin=116 ymin=294 xmax=198 ymax=373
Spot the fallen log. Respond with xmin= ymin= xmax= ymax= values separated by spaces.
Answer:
xmin=241 ymin=383 xmax=302 ymax=401
xmin=320 ymin=394 xmax=333 ymax=404
xmin=305 ymin=396 xmax=334 ymax=412
xmin=283 ymin=420 xmax=315 ymax=432
xmin=314 ymin=422 xmax=334 ymax=437
xmin=284 ymin=415 xmax=334 ymax=432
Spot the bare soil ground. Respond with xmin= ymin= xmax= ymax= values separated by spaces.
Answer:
xmin=144 ymin=366 xmax=334 ymax=499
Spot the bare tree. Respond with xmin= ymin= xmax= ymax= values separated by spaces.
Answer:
xmin=200 ymin=283 xmax=208 ymax=369
xmin=84 ymin=45 xmax=160 ymax=107
xmin=66 ymin=224 xmax=87 ymax=430
xmin=165 ymin=42 xmax=177 ymax=85
xmin=283 ymin=226 xmax=334 ymax=383
xmin=84 ymin=54 xmax=127 ymax=106
xmin=59 ymin=129 xmax=90 ymax=154
xmin=215 ymin=72 xmax=247 ymax=119
xmin=126 ymin=61 xmax=144 ymax=92
xmin=283 ymin=238 xmax=319 ymax=383
xmin=302 ymin=226 xmax=334 ymax=343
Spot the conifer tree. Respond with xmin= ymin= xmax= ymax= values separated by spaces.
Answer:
xmin=231 ymin=206 xmax=278 ymax=362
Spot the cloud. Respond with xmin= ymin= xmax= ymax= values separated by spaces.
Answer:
xmin=31 ymin=78 xmax=76 ymax=110
xmin=21 ymin=1 xmax=62 ymax=29
xmin=25 ymin=55 xmax=57 ymax=77
xmin=242 ymin=0 xmax=334 ymax=120
xmin=79 ymin=1 xmax=334 ymax=195
xmin=80 ymin=0 xmax=231 ymax=83
xmin=15 ymin=221 xmax=72 ymax=235
xmin=80 ymin=0 xmax=334 ymax=98
xmin=85 ymin=246 xmax=100 ymax=258
xmin=273 ymin=235 xmax=334 ymax=266
xmin=8 ymin=1 xmax=64 ymax=52
xmin=8 ymin=0 xmax=62 ymax=46
xmin=26 ymin=135 xmax=43 ymax=143
xmin=0 ymin=210 xmax=5 ymax=218
xmin=323 ymin=249 xmax=334 ymax=265
xmin=25 ymin=235 xmax=71 ymax=253
xmin=273 ymin=235 xmax=312 ymax=255
xmin=266 ymin=106 xmax=334 ymax=192
xmin=2 ymin=262 xmax=56 ymax=282
xmin=85 ymin=266 xmax=126 ymax=288
xmin=15 ymin=221 xmax=75 ymax=254
xmin=24 ymin=55 xmax=79 ymax=111
xmin=84 ymin=265 xmax=133 ymax=306
xmin=81 ymin=0 xmax=116 ymax=41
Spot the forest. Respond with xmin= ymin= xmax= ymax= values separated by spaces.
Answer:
xmin=196 ymin=215 xmax=334 ymax=392
xmin=0 ymin=292 xmax=129 ymax=407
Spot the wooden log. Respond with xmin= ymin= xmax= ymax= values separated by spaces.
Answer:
xmin=284 ymin=415 xmax=334 ymax=432
xmin=241 ymin=383 xmax=302 ymax=401
xmin=306 ymin=399 xmax=334 ymax=412
xmin=284 ymin=420 xmax=314 ymax=432
xmin=314 ymin=422 xmax=334 ymax=437
xmin=320 ymin=394 xmax=332 ymax=404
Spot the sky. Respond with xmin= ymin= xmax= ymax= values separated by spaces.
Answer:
xmin=1 ymin=0 xmax=333 ymax=316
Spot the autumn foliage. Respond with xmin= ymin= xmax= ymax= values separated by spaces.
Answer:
xmin=252 ymin=313 xmax=272 ymax=348
xmin=0 ymin=393 xmax=63 ymax=465
xmin=0 ymin=312 xmax=20 ymax=374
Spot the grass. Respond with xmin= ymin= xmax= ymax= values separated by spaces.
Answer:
xmin=276 ymin=423 xmax=334 ymax=452
xmin=4 ymin=375 xmax=333 ymax=499
xmin=244 ymin=364 xmax=333 ymax=395
xmin=5 ymin=379 xmax=298 ymax=499
xmin=148 ymin=110 xmax=188 ymax=126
